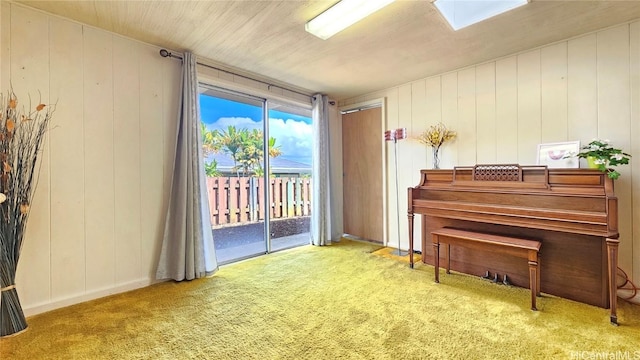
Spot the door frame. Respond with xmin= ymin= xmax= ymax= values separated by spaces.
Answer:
xmin=339 ymin=98 xmax=388 ymax=247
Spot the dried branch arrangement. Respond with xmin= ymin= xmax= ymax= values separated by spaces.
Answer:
xmin=0 ymin=90 xmax=54 ymax=337
xmin=417 ymin=122 xmax=456 ymax=169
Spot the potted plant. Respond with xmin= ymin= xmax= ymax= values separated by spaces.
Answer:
xmin=572 ymin=139 xmax=631 ymax=179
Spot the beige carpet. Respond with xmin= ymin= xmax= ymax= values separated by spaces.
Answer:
xmin=1 ymin=240 xmax=639 ymax=359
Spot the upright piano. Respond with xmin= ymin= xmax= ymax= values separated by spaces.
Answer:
xmin=407 ymin=165 xmax=619 ymax=324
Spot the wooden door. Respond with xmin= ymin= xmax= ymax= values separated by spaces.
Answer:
xmin=342 ymin=107 xmax=383 ymax=243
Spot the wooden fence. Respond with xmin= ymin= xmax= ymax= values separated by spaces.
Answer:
xmin=206 ymin=176 xmax=312 ymax=226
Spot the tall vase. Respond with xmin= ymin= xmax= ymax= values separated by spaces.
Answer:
xmin=0 ymin=284 xmax=27 ymax=337
xmin=432 ymin=147 xmax=440 ymax=169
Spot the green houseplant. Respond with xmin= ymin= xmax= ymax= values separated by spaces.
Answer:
xmin=573 ymin=139 xmax=631 ymax=180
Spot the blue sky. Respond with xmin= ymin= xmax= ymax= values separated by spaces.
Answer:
xmin=200 ymin=94 xmax=313 ymax=165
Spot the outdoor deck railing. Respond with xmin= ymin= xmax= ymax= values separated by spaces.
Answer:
xmin=206 ymin=176 xmax=312 ymax=226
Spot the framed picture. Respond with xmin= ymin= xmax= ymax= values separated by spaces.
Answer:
xmin=536 ymin=141 xmax=580 ymax=168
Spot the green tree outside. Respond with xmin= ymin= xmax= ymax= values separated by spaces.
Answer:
xmin=201 ymin=122 xmax=221 ymax=177
xmin=201 ymin=123 xmax=282 ymax=177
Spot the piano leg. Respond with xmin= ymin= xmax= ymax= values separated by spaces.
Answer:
xmin=408 ymin=212 xmax=414 ymax=268
xmin=445 ymin=244 xmax=451 ymax=274
xmin=528 ymin=259 xmax=538 ymax=311
xmin=606 ymin=238 xmax=619 ymax=326
xmin=537 ymin=255 xmax=541 ymax=297
xmin=433 ymin=236 xmax=440 ymax=283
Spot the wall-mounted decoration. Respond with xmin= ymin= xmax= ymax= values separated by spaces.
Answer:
xmin=536 ymin=141 xmax=580 ymax=168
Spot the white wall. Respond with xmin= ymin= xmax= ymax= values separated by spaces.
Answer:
xmin=0 ymin=3 xmax=182 ymax=315
xmin=1 ymin=3 xmax=319 ymax=316
xmin=340 ymin=21 xmax=640 ymax=284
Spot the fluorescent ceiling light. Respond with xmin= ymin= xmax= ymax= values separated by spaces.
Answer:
xmin=305 ymin=0 xmax=396 ymax=40
xmin=434 ymin=0 xmax=528 ymax=31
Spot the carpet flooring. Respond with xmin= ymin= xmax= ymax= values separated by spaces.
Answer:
xmin=1 ymin=239 xmax=639 ymax=359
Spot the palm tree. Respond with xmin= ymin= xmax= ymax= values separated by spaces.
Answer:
xmin=252 ymin=136 xmax=282 ymax=177
xmin=236 ymin=129 xmax=263 ymax=175
xmin=268 ymin=136 xmax=282 ymax=158
xmin=200 ymin=122 xmax=219 ymax=156
xmin=217 ymin=125 xmax=245 ymax=177
xmin=208 ymin=125 xmax=284 ymax=177
xmin=200 ymin=122 xmax=222 ymax=178
xmin=204 ymin=159 xmax=221 ymax=177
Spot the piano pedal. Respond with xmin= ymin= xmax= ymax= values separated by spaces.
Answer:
xmin=493 ymin=273 xmax=500 ymax=284
xmin=481 ymin=271 xmax=492 ymax=280
xmin=503 ymin=274 xmax=511 ymax=286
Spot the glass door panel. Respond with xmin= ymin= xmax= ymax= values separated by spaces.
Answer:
xmin=199 ymin=87 xmax=266 ymax=264
xmin=267 ymin=101 xmax=313 ymax=252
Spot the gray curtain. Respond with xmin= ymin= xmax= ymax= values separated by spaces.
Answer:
xmin=310 ymin=94 xmax=331 ymax=246
xmin=156 ymin=52 xmax=218 ymax=281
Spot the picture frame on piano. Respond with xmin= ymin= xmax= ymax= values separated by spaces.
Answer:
xmin=536 ymin=141 xmax=580 ymax=168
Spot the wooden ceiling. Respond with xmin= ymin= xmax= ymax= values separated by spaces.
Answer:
xmin=14 ymin=0 xmax=640 ymax=100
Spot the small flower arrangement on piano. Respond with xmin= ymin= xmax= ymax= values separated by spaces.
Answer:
xmin=417 ymin=122 xmax=456 ymax=169
xmin=569 ymin=139 xmax=631 ymax=180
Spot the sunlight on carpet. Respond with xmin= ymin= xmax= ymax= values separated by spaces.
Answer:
xmin=1 ymin=240 xmax=639 ymax=359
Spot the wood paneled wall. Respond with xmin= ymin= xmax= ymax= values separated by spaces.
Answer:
xmin=1 ymin=3 xmax=182 ymax=314
xmin=340 ymin=21 xmax=640 ymax=284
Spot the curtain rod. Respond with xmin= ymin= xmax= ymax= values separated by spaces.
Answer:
xmin=159 ymin=49 xmax=312 ymax=99
xmin=340 ymin=103 xmax=380 ymax=114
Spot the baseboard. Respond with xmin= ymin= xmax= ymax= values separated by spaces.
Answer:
xmin=22 ymin=278 xmax=163 ymax=317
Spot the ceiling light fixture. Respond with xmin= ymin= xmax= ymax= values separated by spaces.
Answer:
xmin=434 ymin=0 xmax=528 ymax=31
xmin=305 ymin=0 xmax=396 ymax=40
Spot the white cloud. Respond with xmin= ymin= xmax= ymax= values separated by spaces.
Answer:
xmin=206 ymin=117 xmax=312 ymax=164
xmin=210 ymin=117 xmax=260 ymax=131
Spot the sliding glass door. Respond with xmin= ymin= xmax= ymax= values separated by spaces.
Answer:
xmin=267 ymin=102 xmax=312 ymax=252
xmin=199 ymin=86 xmax=312 ymax=264
xmin=200 ymin=87 xmax=266 ymax=263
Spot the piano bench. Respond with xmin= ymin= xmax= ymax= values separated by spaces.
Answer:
xmin=431 ymin=227 xmax=542 ymax=311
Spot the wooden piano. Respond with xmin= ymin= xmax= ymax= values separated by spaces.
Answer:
xmin=407 ymin=164 xmax=619 ymax=324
